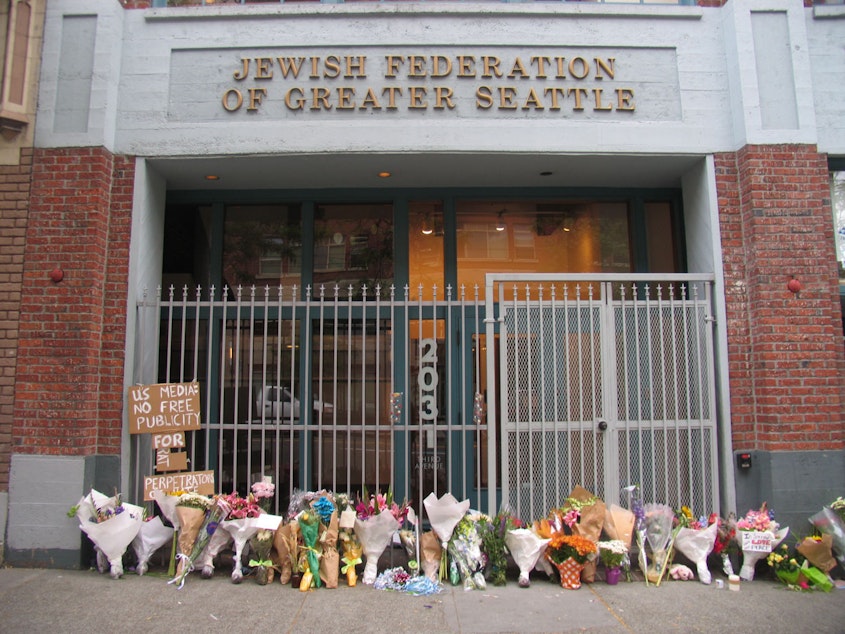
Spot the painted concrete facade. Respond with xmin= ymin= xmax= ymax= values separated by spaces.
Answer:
xmin=2 ymin=0 xmax=843 ymax=567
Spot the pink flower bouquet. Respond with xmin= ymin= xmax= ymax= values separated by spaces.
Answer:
xmin=735 ymin=503 xmax=788 ymax=581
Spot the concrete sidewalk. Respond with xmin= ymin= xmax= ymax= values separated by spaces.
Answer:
xmin=0 ymin=565 xmax=843 ymax=633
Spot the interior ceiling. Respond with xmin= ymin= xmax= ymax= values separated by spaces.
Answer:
xmin=148 ymin=153 xmax=702 ymax=192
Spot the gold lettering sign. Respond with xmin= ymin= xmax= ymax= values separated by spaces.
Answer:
xmin=220 ymin=52 xmax=636 ymax=115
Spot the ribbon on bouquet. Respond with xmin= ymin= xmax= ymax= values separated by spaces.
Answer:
xmin=249 ymin=558 xmax=274 ymax=568
xmin=341 ymin=555 xmax=362 ymax=574
xmin=167 ymin=553 xmax=194 ymax=589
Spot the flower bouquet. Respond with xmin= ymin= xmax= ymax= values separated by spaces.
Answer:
xmin=710 ymin=512 xmax=738 ymax=576
xmin=564 ymin=486 xmax=606 ymax=583
xmin=597 ymin=540 xmax=628 ymax=585
xmin=169 ymin=495 xmax=231 ymax=588
xmin=423 ymin=492 xmax=470 ymax=582
xmin=218 ymin=491 xmax=264 ymax=584
xmin=479 ymin=509 xmax=522 ymax=586
xmin=195 ymin=518 xmax=233 ymax=579
xmin=809 ymin=506 xmax=845 ymax=568
xmin=298 ymin=509 xmax=322 ymax=590
xmin=796 ymin=534 xmax=837 ymax=574
xmin=448 ymin=512 xmax=488 ymax=591
xmin=672 ymin=509 xmax=718 ymax=584
xmin=272 ymin=519 xmax=300 ymax=586
xmin=643 ymin=503 xmax=676 ymax=583
xmin=314 ymin=496 xmax=340 ymax=589
xmin=251 ymin=476 xmax=275 ymax=513
xmin=767 ymin=543 xmax=806 ymax=588
xmin=355 ymin=496 xmax=406 ymax=586
xmin=131 ymin=515 xmax=174 ymax=576
xmin=337 ymin=500 xmax=361 ymax=586
xmin=735 ymin=503 xmax=788 ymax=581
xmin=505 ymin=527 xmax=550 ymax=588
xmin=420 ymin=530 xmax=443 ymax=581
xmin=249 ymin=528 xmax=276 ymax=585
xmin=74 ymin=489 xmax=143 ymax=579
xmin=624 ymin=485 xmax=649 ymax=582
xmin=545 ymin=533 xmax=597 ymax=589
xmin=373 ymin=567 xmax=442 ymax=595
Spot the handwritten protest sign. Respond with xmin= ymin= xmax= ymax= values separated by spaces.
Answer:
xmin=128 ymin=382 xmax=201 ymax=435
xmin=143 ymin=470 xmax=215 ymax=501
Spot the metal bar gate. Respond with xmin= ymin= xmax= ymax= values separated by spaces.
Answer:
xmin=134 ymin=273 xmax=719 ymax=520
xmin=486 ymin=273 xmax=719 ymax=520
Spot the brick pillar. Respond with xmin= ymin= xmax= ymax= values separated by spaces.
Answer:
xmin=7 ymin=147 xmax=134 ymax=567
xmin=716 ymin=144 xmax=845 ymax=524
xmin=0 ymin=150 xmax=33 ymax=492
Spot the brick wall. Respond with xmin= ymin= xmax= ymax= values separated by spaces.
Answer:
xmin=13 ymin=148 xmax=134 ymax=458
xmin=716 ymin=144 xmax=845 ymax=452
xmin=0 ymin=150 xmax=33 ymax=490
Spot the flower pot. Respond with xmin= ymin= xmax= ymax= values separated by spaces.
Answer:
xmin=555 ymin=557 xmax=585 ymax=589
xmin=605 ymin=566 xmax=622 ymax=585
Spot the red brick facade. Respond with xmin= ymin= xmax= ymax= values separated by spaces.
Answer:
xmin=0 ymin=150 xmax=33 ymax=490
xmin=716 ymin=144 xmax=845 ymax=452
xmin=12 ymin=148 xmax=134 ymax=459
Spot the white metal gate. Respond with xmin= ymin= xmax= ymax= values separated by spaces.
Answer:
xmin=486 ymin=274 xmax=719 ymax=519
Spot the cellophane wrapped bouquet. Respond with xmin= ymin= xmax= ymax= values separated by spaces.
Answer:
xmin=73 ymin=489 xmax=143 ymax=579
xmin=478 ymin=509 xmax=522 ymax=586
xmin=735 ymin=503 xmax=788 ymax=581
xmin=643 ymin=503 xmax=675 ymax=583
xmin=809 ymin=499 xmax=845 ymax=568
xmin=448 ymin=512 xmax=488 ymax=591
xmin=672 ymin=507 xmax=718 ymax=584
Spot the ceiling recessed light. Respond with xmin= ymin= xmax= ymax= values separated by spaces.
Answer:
xmin=205 ymin=175 xmax=220 ymax=181
xmin=378 ymin=171 xmax=391 ymax=178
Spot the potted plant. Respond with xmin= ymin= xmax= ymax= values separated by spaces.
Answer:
xmin=597 ymin=540 xmax=628 ymax=585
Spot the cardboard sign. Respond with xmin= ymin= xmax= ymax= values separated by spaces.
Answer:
xmin=143 ymin=470 xmax=215 ymax=501
xmin=741 ymin=530 xmax=774 ymax=553
xmin=155 ymin=449 xmax=188 ymax=473
xmin=128 ymin=382 xmax=202 ymax=434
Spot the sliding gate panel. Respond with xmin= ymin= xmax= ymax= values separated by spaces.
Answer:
xmin=492 ymin=275 xmax=719 ymax=521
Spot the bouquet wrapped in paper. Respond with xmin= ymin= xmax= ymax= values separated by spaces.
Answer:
xmin=796 ymin=534 xmax=837 ymax=574
xmin=673 ymin=518 xmax=718 ymax=584
xmin=314 ymin=496 xmax=340 ymax=589
xmin=420 ymin=530 xmax=443 ymax=581
xmin=131 ymin=515 xmax=174 ymax=576
xmin=505 ymin=527 xmax=550 ymax=588
xmin=809 ymin=506 xmax=845 ymax=568
xmin=219 ymin=515 xmax=263 ymax=583
xmin=604 ymin=504 xmax=635 ymax=552
xmin=735 ymin=503 xmax=788 ymax=581
xmin=74 ymin=489 xmax=143 ymax=579
xmin=151 ymin=490 xmax=182 ymax=530
xmin=423 ymin=492 xmax=470 ymax=582
xmin=565 ymin=486 xmax=606 ymax=583
xmin=272 ymin=519 xmax=300 ymax=585
xmin=169 ymin=495 xmax=231 ymax=588
xmin=354 ymin=510 xmax=400 ymax=585
xmin=353 ymin=489 xmax=409 ymax=585
xmin=448 ymin=512 xmax=488 ymax=591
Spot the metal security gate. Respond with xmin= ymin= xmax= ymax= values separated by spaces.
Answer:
xmin=487 ymin=274 xmax=719 ymax=520
xmin=132 ymin=283 xmax=490 ymax=516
